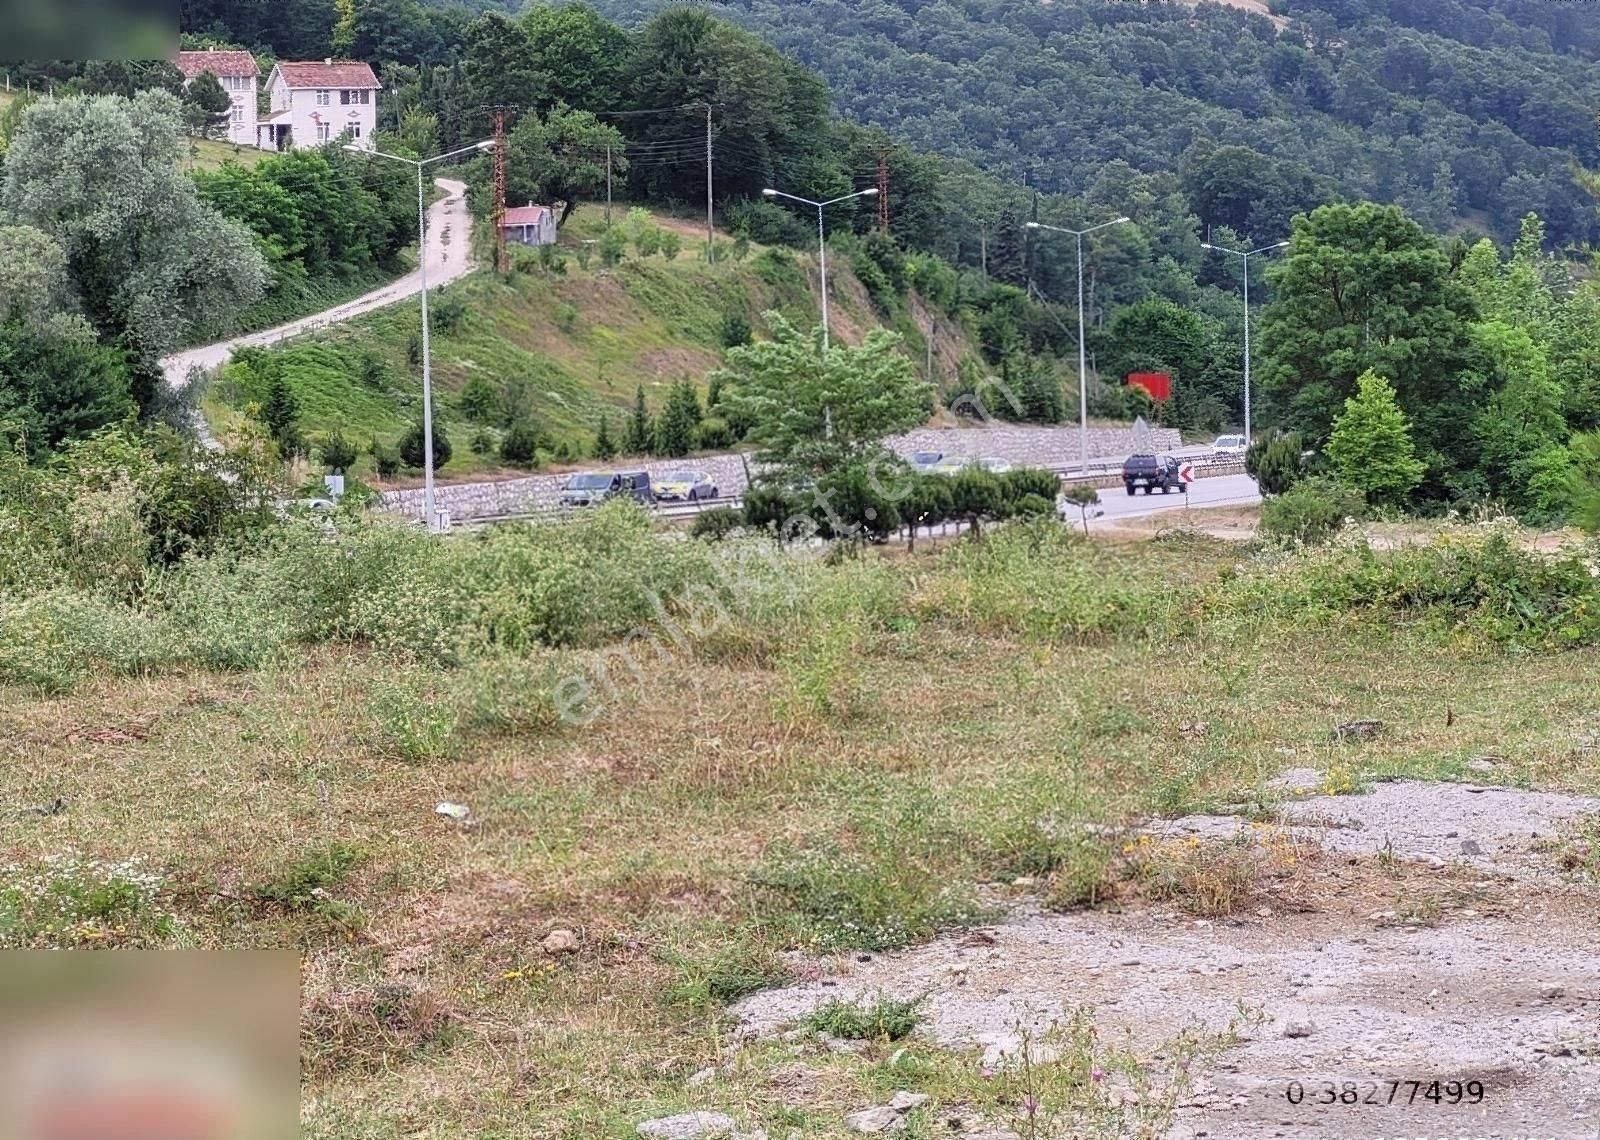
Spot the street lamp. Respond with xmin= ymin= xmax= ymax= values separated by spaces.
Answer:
xmin=1027 ymin=216 xmax=1130 ymax=474
xmin=762 ymin=186 xmax=879 ymax=350
xmin=346 ymin=138 xmax=495 ymax=531
xmin=1201 ymin=239 xmax=1288 ymax=447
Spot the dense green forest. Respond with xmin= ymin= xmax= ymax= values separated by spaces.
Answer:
xmin=583 ymin=0 xmax=1600 ymax=248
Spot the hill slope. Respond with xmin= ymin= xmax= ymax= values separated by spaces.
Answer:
xmin=588 ymin=0 xmax=1600 ymax=245
xmin=205 ymin=204 xmax=980 ymax=476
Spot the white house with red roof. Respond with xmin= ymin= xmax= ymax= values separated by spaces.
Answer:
xmin=256 ymin=59 xmax=381 ymax=153
xmin=175 ymin=50 xmax=259 ymax=146
xmin=502 ymin=203 xmax=557 ymax=247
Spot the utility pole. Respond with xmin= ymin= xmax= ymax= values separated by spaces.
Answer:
xmin=605 ymin=142 xmax=613 ymax=227
xmin=1202 ymin=238 xmax=1289 ymax=446
xmin=979 ymin=222 xmax=988 ymax=278
xmin=1028 ymin=216 xmax=1132 ymax=475
xmin=491 ymin=109 xmax=508 ymax=274
xmin=876 ymin=150 xmax=890 ymax=235
xmin=705 ymin=103 xmax=715 ymax=262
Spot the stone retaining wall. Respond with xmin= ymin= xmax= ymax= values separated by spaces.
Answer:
xmin=382 ymin=424 xmax=1187 ymax=522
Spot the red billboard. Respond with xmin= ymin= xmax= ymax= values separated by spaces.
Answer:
xmin=1126 ymin=372 xmax=1172 ymax=402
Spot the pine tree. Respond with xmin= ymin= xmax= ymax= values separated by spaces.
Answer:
xmin=655 ymin=380 xmax=702 ymax=457
xmin=1325 ymin=370 xmax=1425 ymax=505
xmin=593 ymin=413 xmax=617 ymax=459
xmin=260 ymin=373 xmax=301 ymax=456
xmin=990 ymin=208 xmax=1026 ymax=286
xmin=624 ymin=385 xmax=653 ymax=455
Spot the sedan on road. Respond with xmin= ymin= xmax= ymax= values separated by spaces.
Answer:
xmin=653 ymin=469 xmax=720 ymax=502
xmin=1210 ymin=434 xmax=1247 ymax=458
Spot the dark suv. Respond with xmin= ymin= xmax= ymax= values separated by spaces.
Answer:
xmin=1121 ymin=453 xmax=1185 ymax=495
xmin=559 ymin=470 xmax=653 ymax=507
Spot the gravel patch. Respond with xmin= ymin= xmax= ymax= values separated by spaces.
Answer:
xmin=731 ymin=781 xmax=1600 ymax=1138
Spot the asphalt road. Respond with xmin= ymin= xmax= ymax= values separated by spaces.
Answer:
xmin=1085 ymin=472 xmax=1261 ymax=525
xmin=160 ymin=177 xmax=472 ymax=389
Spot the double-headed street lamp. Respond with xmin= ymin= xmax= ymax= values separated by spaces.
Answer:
xmin=1201 ymin=239 xmax=1288 ymax=447
xmin=762 ymin=186 xmax=879 ymax=350
xmin=1026 ymin=217 xmax=1130 ymax=474
xmin=347 ymin=138 xmax=495 ymax=532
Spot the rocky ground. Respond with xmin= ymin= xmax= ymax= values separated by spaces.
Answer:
xmin=720 ymin=776 xmax=1600 ymax=1139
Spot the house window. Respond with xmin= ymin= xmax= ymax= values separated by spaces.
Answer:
xmin=317 ymin=123 xmax=331 ymax=142
xmin=359 ymin=90 xmax=369 ymax=105
xmin=350 ymin=125 xmax=361 ymax=139
xmin=340 ymin=89 xmax=350 ymax=105
xmin=316 ymin=89 xmax=329 ymax=106
xmin=232 ymin=106 xmax=243 ymax=122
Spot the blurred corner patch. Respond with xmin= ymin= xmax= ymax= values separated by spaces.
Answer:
xmin=0 ymin=950 xmax=298 ymax=1140
xmin=0 ymin=0 xmax=177 ymax=61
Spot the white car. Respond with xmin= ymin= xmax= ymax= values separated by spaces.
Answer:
xmin=1210 ymin=434 xmax=1247 ymax=458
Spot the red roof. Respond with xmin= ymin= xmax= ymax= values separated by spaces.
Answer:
xmin=502 ymin=205 xmax=552 ymax=227
xmin=176 ymin=50 xmax=259 ymax=79
xmin=274 ymin=60 xmax=381 ymax=90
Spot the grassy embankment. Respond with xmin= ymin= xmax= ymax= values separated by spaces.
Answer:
xmin=201 ymin=203 xmax=980 ymax=477
xmin=2 ymin=504 xmax=1598 ymax=1137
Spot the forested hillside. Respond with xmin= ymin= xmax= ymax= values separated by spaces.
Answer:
xmin=588 ymin=0 xmax=1600 ymax=246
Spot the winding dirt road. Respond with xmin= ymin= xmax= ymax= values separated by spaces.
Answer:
xmin=160 ymin=177 xmax=472 ymax=389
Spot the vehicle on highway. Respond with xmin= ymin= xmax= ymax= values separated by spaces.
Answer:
xmin=910 ymin=450 xmax=945 ymax=473
xmin=1121 ymin=453 xmax=1186 ymax=495
xmin=654 ymin=469 xmax=719 ymax=502
xmin=559 ymin=470 xmax=653 ymax=507
xmin=976 ymin=457 xmax=1014 ymax=474
xmin=1210 ymin=434 xmax=1247 ymax=458
xmin=927 ymin=456 xmax=972 ymax=477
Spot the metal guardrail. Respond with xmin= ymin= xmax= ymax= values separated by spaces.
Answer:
xmin=444 ymin=457 xmax=1249 ymax=529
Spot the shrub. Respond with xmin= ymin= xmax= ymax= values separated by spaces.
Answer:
xmin=429 ymin=293 xmax=466 ymax=334
xmin=1002 ymin=467 xmax=1060 ymax=506
xmin=751 ymin=842 xmax=983 ymax=952
xmin=695 ymin=416 xmax=734 ymax=451
xmin=598 ymin=228 xmax=627 ymax=267
xmin=720 ymin=312 xmax=752 ymax=348
xmin=1013 ymin=492 xmax=1055 ymax=518
xmin=805 ymin=996 xmax=922 ymax=1041
xmin=1258 ymin=477 xmax=1363 ymax=546
xmin=371 ymin=442 xmax=400 ymax=478
xmin=319 ymin=430 xmax=358 ymax=473
xmin=499 ymin=422 xmax=541 ymax=468
xmin=470 ymin=429 xmax=494 ymax=456
xmin=690 ymin=508 xmax=742 ymax=542
xmin=398 ymin=422 xmax=452 ymax=470
xmin=593 ymin=414 xmax=617 ymax=459
xmin=947 ymin=467 xmax=1007 ymax=536
xmin=458 ymin=375 xmax=501 ymax=423
xmin=659 ymin=230 xmax=682 ymax=260
xmin=1245 ymin=430 xmax=1306 ymax=496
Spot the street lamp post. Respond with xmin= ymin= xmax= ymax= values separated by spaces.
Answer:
xmin=346 ymin=138 xmax=495 ymax=531
xmin=1201 ymin=239 xmax=1288 ymax=447
xmin=762 ymin=186 xmax=880 ymax=351
xmin=1026 ymin=217 xmax=1130 ymax=474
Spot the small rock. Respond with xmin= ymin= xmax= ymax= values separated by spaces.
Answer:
xmin=1283 ymin=1020 xmax=1316 ymax=1039
xmin=856 ymin=953 xmax=874 ymax=963
xmin=1334 ymin=719 xmax=1383 ymax=742
xmin=1255 ymin=906 xmax=1272 ymax=918
xmin=636 ymin=1111 xmax=737 ymax=1139
xmin=1461 ymin=839 xmax=1485 ymax=856
xmin=1540 ymin=983 xmax=1566 ymax=999
xmin=541 ymin=929 xmax=579 ymax=955
xmin=435 ymin=801 xmax=470 ymax=820
xmin=686 ymin=1067 xmax=717 ymax=1087
xmin=844 ymin=1106 xmax=905 ymax=1133
xmin=1012 ymin=876 xmax=1037 ymax=888
xmin=887 ymin=1091 xmax=929 ymax=1113
xmin=1458 ymin=909 xmax=1480 ymax=919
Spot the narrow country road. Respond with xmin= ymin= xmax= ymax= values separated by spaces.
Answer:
xmin=160 ymin=177 xmax=472 ymax=389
